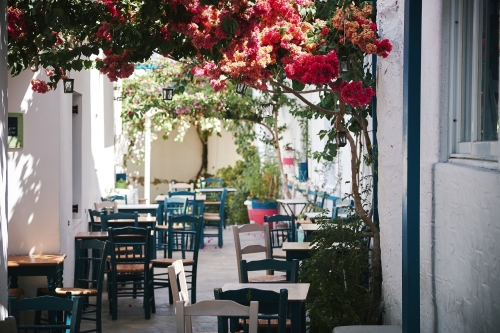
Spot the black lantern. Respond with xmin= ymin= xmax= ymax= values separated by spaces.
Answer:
xmin=236 ymin=83 xmax=248 ymax=95
xmin=162 ymin=87 xmax=174 ymax=100
xmin=336 ymin=129 xmax=347 ymax=147
xmin=63 ymin=78 xmax=74 ymax=93
xmin=261 ymin=103 xmax=274 ymax=118
xmin=340 ymin=55 xmax=350 ymax=74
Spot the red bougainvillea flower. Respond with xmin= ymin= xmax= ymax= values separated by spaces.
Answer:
xmin=96 ymin=51 xmax=135 ymax=81
xmin=97 ymin=22 xmax=112 ymax=42
xmin=7 ymin=7 xmax=27 ymax=40
xmin=339 ymin=81 xmax=375 ymax=107
xmin=374 ymin=39 xmax=392 ymax=58
xmin=284 ymin=51 xmax=339 ymax=85
xmin=30 ymin=79 xmax=51 ymax=94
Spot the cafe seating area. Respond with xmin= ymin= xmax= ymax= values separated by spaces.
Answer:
xmin=6 ymin=179 xmax=325 ymax=332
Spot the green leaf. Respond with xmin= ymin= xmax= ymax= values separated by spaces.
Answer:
xmin=292 ymin=80 xmax=305 ymax=91
xmin=222 ymin=17 xmax=238 ymax=35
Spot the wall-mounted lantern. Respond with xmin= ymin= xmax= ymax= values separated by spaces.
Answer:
xmin=336 ymin=129 xmax=347 ymax=147
xmin=162 ymin=87 xmax=174 ymax=100
xmin=340 ymin=55 xmax=350 ymax=74
xmin=261 ymin=103 xmax=274 ymax=118
xmin=236 ymin=83 xmax=248 ymax=95
xmin=63 ymin=78 xmax=74 ymax=93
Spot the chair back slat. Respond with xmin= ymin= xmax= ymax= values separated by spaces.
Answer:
xmin=264 ymin=214 xmax=296 ymax=256
xmin=241 ymin=259 xmax=299 ymax=283
xmin=176 ymin=299 xmax=258 ymax=333
xmin=100 ymin=212 xmax=138 ymax=230
xmin=9 ymin=296 xmax=83 ymax=333
xmin=214 ymin=288 xmax=288 ymax=333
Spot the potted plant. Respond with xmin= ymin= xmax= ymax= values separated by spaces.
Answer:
xmin=241 ymin=148 xmax=281 ymax=224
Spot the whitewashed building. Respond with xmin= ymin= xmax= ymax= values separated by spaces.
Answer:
xmin=376 ymin=1 xmax=500 ymax=332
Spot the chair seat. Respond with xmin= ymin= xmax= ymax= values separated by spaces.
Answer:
xmin=55 ymin=287 xmax=98 ymax=296
xmin=272 ymin=252 xmax=287 ymax=259
xmin=242 ymin=318 xmax=292 ymax=328
xmin=297 ymin=219 xmax=313 ymax=224
xmin=156 ymin=225 xmax=184 ymax=230
xmin=116 ymin=263 xmax=153 ymax=274
xmin=151 ymin=258 xmax=195 ymax=267
xmin=204 ymin=213 xmax=221 ymax=220
xmin=248 ymin=274 xmax=287 ymax=282
xmin=8 ymin=288 xmax=25 ymax=299
xmin=204 ymin=201 xmax=221 ymax=205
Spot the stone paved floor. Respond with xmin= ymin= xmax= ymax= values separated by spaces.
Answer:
xmin=91 ymin=226 xmax=269 ymax=333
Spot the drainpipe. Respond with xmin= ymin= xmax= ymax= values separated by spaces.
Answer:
xmin=372 ymin=0 xmax=379 ymax=229
xmin=402 ymin=0 xmax=421 ymax=332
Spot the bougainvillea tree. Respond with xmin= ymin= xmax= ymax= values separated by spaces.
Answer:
xmin=7 ymin=0 xmax=391 ymax=324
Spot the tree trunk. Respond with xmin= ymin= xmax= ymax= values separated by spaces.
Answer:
xmin=340 ymin=101 xmax=382 ymax=323
xmin=195 ymin=125 xmax=209 ymax=180
xmin=273 ymin=109 xmax=292 ymax=199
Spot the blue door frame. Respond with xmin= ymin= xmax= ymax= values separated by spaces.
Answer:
xmin=403 ymin=0 xmax=421 ymax=332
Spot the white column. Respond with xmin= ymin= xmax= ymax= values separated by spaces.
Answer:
xmin=0 ymin=0 xmax=9 ymax=318
xmin=144 ymin=111 xmax=151 ymax=203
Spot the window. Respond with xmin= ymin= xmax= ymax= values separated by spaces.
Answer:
xmin=450 ymin=0 xmax=499 ymax=160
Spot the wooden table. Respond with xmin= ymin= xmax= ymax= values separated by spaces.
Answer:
xmin=300 ymin=223 xmax=320 ymax=241
xmin=222 ymin=282 xmax=309 ymax=333
xmin=195 ymin=188 xmax=237 ymax=193
xmin=75 ymin=229 xmax=156 ymax=259
xmin=282 ymin=241 xmax=313 ymax=261
xmin=276 ymin=198 xmax=308 ymax=216
xmin=8 ymin=254 xmax=66 ymax=295
xmin=117 ymin=204 xmax=159 ymax=216
xmin=94 ymin=215 xmax=157 ymax=229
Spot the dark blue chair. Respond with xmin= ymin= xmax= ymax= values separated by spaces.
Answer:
xmin=264 ymin=214 xmax=296 ymax=259
xmin=151 ymin=215 xmax=203 ymax=304
xmin=9 ymin=295 xmax=84 ymax=333
xmin=107 ymin=226 xmax=155 ymax=320
xmin=202 ymin=188 xmax=227 ymax=248
xmin=214 ymin=287 xmax=289 ymax=333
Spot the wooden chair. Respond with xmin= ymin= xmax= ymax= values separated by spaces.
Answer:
xmin=94 ymin=201 xmax=118 ymax=214
xmin=233 ymin=223 xmax=286 ymax=283
xmin=264 ymin=214 xmax=296 ymax=259
xmin=168 ymin=191 xmax=199 ymax=216
xmin=175 ymin=299 xmax=259 ymax=333
xmin=199 ymin=177 xmax=223 ymax=204
xmin=168 ymin=260 xmax=193 ymax=332
xmin=202 ymin=188 xmax=227 ymax=248
xmin=241 ymin=258 xmax=300 ymax=283
xmin=169 ymin=182 xmax=194 ymax=192
xmin=107 ymin=226 xmax=155 ymax=320
xmin=0 ymin=317 xmax=17 ymax=333
xmin=214 ymin=287 xmax=288 ymax=333
xmin=37 ymin=239 xmax=109 ymax=333
xmin=9 ymin=295 xmax=84 ymax=333
xmin=100 ymin=212 xmax=138 ymax=230
xmin=156 ymin=196 xmax=188 ymax=256
xmin=88 ymin=209 xmax=102 ymax=232
xmin=152 ymin=215 xmax=202 ymax=304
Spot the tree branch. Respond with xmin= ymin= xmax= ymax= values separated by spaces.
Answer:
xmin=270 ymin=79 xmax=339 ymax=115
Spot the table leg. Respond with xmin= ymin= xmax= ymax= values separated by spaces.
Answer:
xmin=290 ymin=302 xmax=306 ymax=333
xmin=9 ymin=275 xmax=19 ymax=289
xmin=279 ymin=203 xmax=294 ymax=216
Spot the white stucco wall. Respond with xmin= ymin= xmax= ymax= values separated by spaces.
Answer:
xmin=376 ymin=0 xmax=404 ymax=325
xmin=124 ymin=126 xmax=240 ymax=200
xmin=7 ymin=68 xmax=115 ymax=294
xmin=377 ymin=1 xmax=500 ymax=332
xmin=0 ymin=0 xmax=9 ymax=317
xmin=434 ymin=163 xmax=500 ymax=332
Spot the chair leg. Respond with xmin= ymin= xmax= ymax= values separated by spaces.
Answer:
xmin=218 ymin=222 xmax=223 ymax=248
